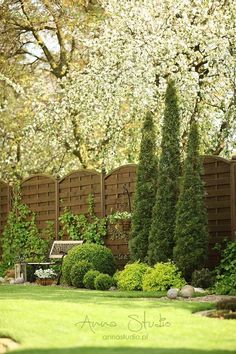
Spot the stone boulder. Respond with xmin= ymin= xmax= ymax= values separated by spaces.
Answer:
xmin=109 ymin=286 xmax=117 ymax=291
xmin=179 ymin=285 xmax=195 ymax=298
xmin=167 ymin=288 xmax=179 ymax=299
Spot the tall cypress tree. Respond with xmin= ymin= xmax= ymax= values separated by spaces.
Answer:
xmin=129 ymin=111 xmax=157 ymax=262
xmin=173 ymin=121 xmax=208 ymax=280
xmin=148 ymin=80 xmax=181 ymax=265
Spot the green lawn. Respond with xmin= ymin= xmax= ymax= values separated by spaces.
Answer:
xmin=0 ymin=285 xmax=235 ymax=354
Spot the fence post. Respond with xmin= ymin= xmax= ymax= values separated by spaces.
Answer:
xmin=7 ymin=183 xmax=12 ymax=213
xmin=101 ymin=165 xmax=106 ymax=217
xmin=55 ymin=176 xmax=60 ymax=240
xmin=230 ymin=156 xmax=236 ymax=241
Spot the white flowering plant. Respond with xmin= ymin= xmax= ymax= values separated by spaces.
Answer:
xmin=108 ymin=211 xmax=132 ymax=224
xmin=34 ymin=268 xmax=57 ymax=279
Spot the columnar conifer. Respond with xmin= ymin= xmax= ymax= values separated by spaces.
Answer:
xmin=129 ymin=111 xmax=157 ymax=261
xmin=148 ymin=80 xmax=181 ymax=265
xmin=174 ymin=121 xmax=208 ymax=279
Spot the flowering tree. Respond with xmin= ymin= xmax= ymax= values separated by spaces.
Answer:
xmin=0 ymin=0 xmax=235 ymax=181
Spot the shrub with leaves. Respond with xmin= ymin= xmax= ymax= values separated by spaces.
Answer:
xmin=214 ymin=241 xmax=236 ymax=295
xmin=116 ymin=262 xmax=151 ymax=291
xmin=83 ymin=270 xmax=101 ymax=289
xmin=70 ymin=260 xmax=94 ymax=288
xmin=142 ymin=262 xmax=186 ymax=291
xmin=62 ymin=243 xmax=117 ymax=285
xmin=191 ymin=268 xmax=215 ymax=289
xmin=94 ymin=273 xmax=113 ymax=290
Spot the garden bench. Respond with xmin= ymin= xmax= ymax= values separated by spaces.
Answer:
xmin=15 ymin=240 xmax=83 ymax=283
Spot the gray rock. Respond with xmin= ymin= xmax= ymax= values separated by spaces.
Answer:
xmin=194 ymin=287 xmax=206 ymax=294
xmin=109 ymin=286 xmax=117 ymax=291
xmin=10 ymin=279 xmax=15 ymax=284
xmin=167 ymin=288 xmax=179 ymax=299
xmin=0 ymin=277 xmax=5 ymax=284
xmin=180 ymin=285 xmax=195 ymax=298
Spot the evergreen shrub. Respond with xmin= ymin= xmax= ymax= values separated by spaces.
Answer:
xmin=94 ymin=273 xmax=113 ymax=290
xmin=116 ymin=262 xmax=151 ymax=291
xmin=83 ymin=270 xmax=101 ymax=289
xmin=62 ymin=244 xmax=117 ymax=285
xmin=70 ymin=260 xmax=93 ymax=288
xmin=129 ymin=111 xmax=157 ymax=262
xmin=142 ymin=262 xmax=186 ymax=291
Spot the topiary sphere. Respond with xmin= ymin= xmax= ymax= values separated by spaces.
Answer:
xmin=94 ymin=273 xmax=113 ymax=291
xmin=83 ymin=270 xmax=101 ymax=289
xmin=62 ymin=244 xmax=117 ymax=285
xmin=70 ymin=260 xmax=94 ymax=288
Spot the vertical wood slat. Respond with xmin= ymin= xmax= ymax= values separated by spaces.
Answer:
xmin=230 ymin=158 xmax=236 ymax=240
xmin=7 ymin=184 xmax=12 ymax=213
xmin=55 ymin=177 xmax=60 ymax=240
xmin=100 ymin=167 xmax=106 ymax=218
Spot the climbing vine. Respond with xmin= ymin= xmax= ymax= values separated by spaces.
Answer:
xmin=1 ymin=192 xmax=53 ymax=271
xmin=59 ymin=194 xmax=107 ymax=244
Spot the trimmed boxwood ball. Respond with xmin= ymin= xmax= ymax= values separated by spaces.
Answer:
xmin=94 ymin=273 xmax=113 ymax=290
xmin=83 ymin=270 xmax=101 ymax=289
xmin=62 ymin=244 xmax=117 ymax=285
xmin=116 ymin=262 xmax=151 ymax=291
xmin=70 ymin=260 xmax=93 ymax=288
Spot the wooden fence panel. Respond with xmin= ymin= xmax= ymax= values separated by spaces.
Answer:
xmin=203 ymin=156 xmax=235 ymax=268
xmin=0 ymin=157 xmax=235 ymax=268
xmin=104 ymin=165 xmax=137 ymax=215
xmin=21 ymin=175 xmax=56 ymax=232
xmin=59 ymin=170 xmax=101 ymax=217
xmin=104 ymin=165 xmax=137 ymax=267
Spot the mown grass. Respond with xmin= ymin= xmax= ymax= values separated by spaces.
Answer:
xmin=0 ymin=285 xmax=235 ymax=354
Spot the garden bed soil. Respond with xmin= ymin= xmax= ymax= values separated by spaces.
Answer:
xmin=189 ymin=295 xmax=236 ymax=303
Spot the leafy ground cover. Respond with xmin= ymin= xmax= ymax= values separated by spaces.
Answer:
xmin=0 ymin=285 xmax=235 ymax=354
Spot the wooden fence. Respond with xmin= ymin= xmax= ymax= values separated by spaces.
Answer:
xmin=0 ymin=156 xmax=236 ymax=268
